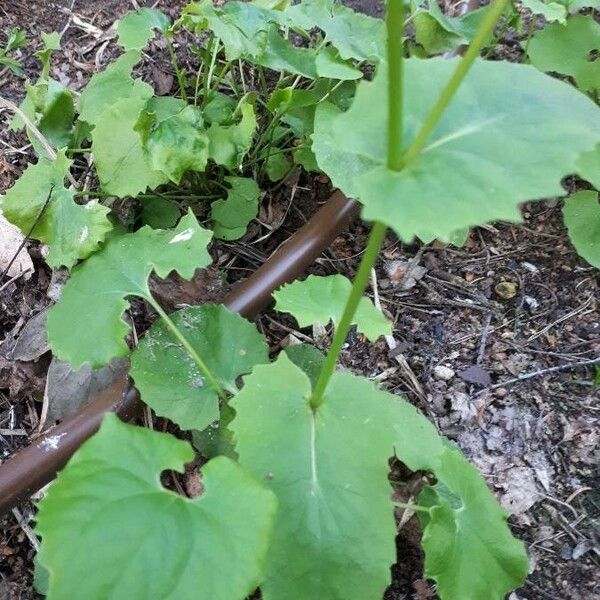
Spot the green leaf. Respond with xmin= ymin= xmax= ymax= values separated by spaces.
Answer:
xmin=203 ymin=91 xmax=237 ymax=124
xmin=117 ymin=7 xmax=169 ymax=50
xmin=283 ymin=343 xmax=325 ymax=388
xmin=140 ymin=196 xmax=181 ymax=229
xmin=526 ymin=15 xmax=600 ymax=92
xmin=207 ymin=96 xmax=257 ymax=169
xmin=130 ymin=304 xmax=269 ymax=431
xmin=256 ymin=25 xmax=317 ymax=78
xmin=78 ymin=50 xmax=147 ymax=125
xmin=138 ymin=102 xmax=209 ymax=183
xmin=286 ymin=0 xmax=385 ymax=62
xmin=577 ymin=143 xmax=600 ymax=190
xmin=313 ymin=57 xmax=600 ymax=242
xmin=315 ymin=46 xmax=362 ymax=80
xmin=36 ymin=413 xmax=276 ymax=600
xmin=230 ymin=354 xmax=398 ymax=599
xmin=212 ymin=176 xmax=260 ymax=240
xmin=36 ymin=32 xmax=61 ymax=78
xmin=562 ymin=191 xmax=600 ymax=267
xmin=0 ymin=150 xmax=112 ymax=268
xmin=92 ymin=91 xmax=167 ymax=197
xmin=265 ymin=151 xmax=291 ymax=182
xmin=520 ymin=0 xmax=567 ymax=23
xmin=5 ymin=27 xmax=27 ymax=53
xmin=46 ymin=211 xmax=213 ymax=369
xmin=293 ymin=144 xmax=319 ymax=171
xmin=273 ymin=274 xmax=391 ymax=341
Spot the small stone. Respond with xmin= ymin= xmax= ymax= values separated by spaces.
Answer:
xmin=433 ymin=365 xmax=455 ymax=381
xmin=495 ymin=280 xmax=518 ymax=300
xmin=493 ymin=387 xmax=508 ymax=398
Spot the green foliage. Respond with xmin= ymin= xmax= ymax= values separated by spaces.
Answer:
xmin=0 ymin=28 xmax=26 ymax=75
xmin=283 ymin=343 xmax=326 ymax=387
xmin=0 ymin=150 xmax=111 ymax=268
xmin=211 ymin=176 xmax=260 ymax=240
xmin=46 ymin=211 xmax=212 ymax=369
xmin=117 ymin=7 xmax=169 ymax=51
xmin=526 ymin=15 xmax=600 ymax=93
xmin=313 ymin=58 xmax=600 ymax=242
xmin=36 ymin=413 xmax=277 ymax=600
xmin=520 ymin=0 xmax=567 ymax=23
xmin=562 ymin=191 xmax=600 ymax=267
xmin=577 ymin=143 xmax=600 ymax=190
xmin=130 ymin=304 xmax=269 ymax=431
xmin=273 ymin=274 xmax=392 ymax=341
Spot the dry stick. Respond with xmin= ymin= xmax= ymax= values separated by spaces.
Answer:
xmin=474 ymin=355 xmax=600 ymax=396
xmin=0 ymin=96 xmax=77 ymax=187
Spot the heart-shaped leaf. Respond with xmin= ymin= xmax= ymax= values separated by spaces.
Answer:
xmin=563 ymin=190 xmax=600 ymax=267
xmin=46 ymin=211 xmax=212 ymax=369
xmin=117 ymin=7 xmax=169 ymax=51
xmin=36 ymin=413 xmax=276 ymax=600
xmin=0 ymin=150 xmax=112 ymax=268
xmin=313 ymin=57 xmax=600 ymax=242
xmin=273 ymin=274 xmax=391 ymax=341
xmin=130 ymin=304 xmax=269 ymax=431
xmin=211 ymin=176 xmax=260 ymax=240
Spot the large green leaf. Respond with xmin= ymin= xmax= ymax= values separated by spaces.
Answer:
xmin=286 ymin=0 xmax=385 ymax=62
xmin=230 ymin=354 xmax=398 ymax=600
xmin=138 ymin=101 xmax=209 ymax=183
xmin=313 ymin=57 xmax=600 ymax=242
xmin=273 ymin=274 xmax=391 ymax=341
xmin=78 ymin=50 xmax=147 ymax=125
xmin=130 ymin=304 xmax=269 ymax=431
xmin=562 ymin=191 xmax=600 ymax=267
xmin=526 ymin=15 xmax=600 ymax=92
xmin=211 ymin=176 xmax=260 ymax=240
xmin=520 ymin=0 xmax=567 ymax=23
xmin=207 ymin=96 xmax=257 ymax=169
xmin=92 ymin=91 xmax=167 ymax=197
xmin=0 ymin=150 xmax=111 ymax=268
xmin=36 ymin=413 xmax=276 ymax=600
xmin=46 ymin=211 xmax=213 ymax=369
xmin=577 ymin=143 xmax=600 ymax=190
xmin=117 ymin=7 xmax=169 ymax=51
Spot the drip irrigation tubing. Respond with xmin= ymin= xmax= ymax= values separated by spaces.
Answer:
xmin=0 ymin=191 xmax=359 ymax=515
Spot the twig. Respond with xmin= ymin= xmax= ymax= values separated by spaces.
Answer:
xmin=0 ymin=96 xmax=77 ymax=187
xmin=11 ymin=507 xmax=40 ymax=551
xmin=0 ymin=185 xmax=54 ymax=286
xmin=476 ymin=311 xmax=493 ymax=365
xmin=474 ymin=356 xmax=600 ymax=396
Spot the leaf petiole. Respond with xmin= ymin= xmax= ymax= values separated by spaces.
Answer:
xmin=393 ymin=502 xmax=432 ymax=514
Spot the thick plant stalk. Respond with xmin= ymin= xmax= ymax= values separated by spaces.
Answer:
xmin=387 ymin=0 xmax=405 ymax=170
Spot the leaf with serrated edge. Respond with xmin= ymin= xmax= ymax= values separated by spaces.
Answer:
xmin=92 ymin=91 xmax=167 ymax=197
xmin=313 ymin=58 xmax=600 ymax=242
xmin=212 ymin=176 xmax=260 ymax=240
xmin=527 ymin=15 xmax=600 ymax=92
xmin=78 ymin=50 xmax=148 ymax=125
xmin=273 ymin=274 xmax=391 ymax=341
xmin=130 ymin=304 xmax=269 ymax=431
xmin=563 ymin=191 xmax=600 ymax=267
xmin=0 ymin=150 xmax=112 ymax=268
xmin=117 ymin=7 xmax=169 ymax=51
xmin=36 ymin=413 xmax=276 ymax=600
xmin=46 ymin=211 xmax=212 ymax=369
xmin=230 ymin=354 xmax=398 ymax=599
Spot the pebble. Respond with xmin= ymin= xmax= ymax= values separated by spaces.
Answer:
xmin=433 ymin=365 xmax=455 ymax=381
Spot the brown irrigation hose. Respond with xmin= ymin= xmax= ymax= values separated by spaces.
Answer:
xmin=0 ymin=191 xmax=359 ymax=515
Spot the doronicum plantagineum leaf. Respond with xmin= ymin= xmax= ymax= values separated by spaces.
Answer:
xmin=520 ymin=0 xmax=567 ymax=23
xmin=526 ymin=15 xmax=600 ymax=93
xmin=0 ymin=150 xmax=111 ymax=269
xmin=313 ymin=57 xmax=600 ymax=243
xmin=137 ymin=99 xmax=210 ymax=184
xmin=92 ymin=89 xmax=168 ymax=197
xmin=117 ymin=7 xmax=169 ymax=51
xmin=231 ymin=353 xmax=528 ymax=600
xmin=273 ymin=274 xmax=391 ymax=341
xmin=577 ymin=143 xmax=600 ymax=190
xmin=211 ymin=176 xmax=260 ymax=240
xmin=562 ymin=191 xmax=600 ymax=267
xmin=230 ymin=353 xmax=398 ymax=599
xmin=130 ymin=304 xmax=269 ymax=431
xmin=36 ymin=413 xmax=277 ymax=600
xmin=46 ymin=211 xmax=212 ymax=369
xmin=78 ymin=50 xmax=150 ymax=125
xmin=286 ymin=0 xmax=385 ymax=62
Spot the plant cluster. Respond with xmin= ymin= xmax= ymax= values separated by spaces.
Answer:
xmin=1 ymin=0 xmax=600 ymax=598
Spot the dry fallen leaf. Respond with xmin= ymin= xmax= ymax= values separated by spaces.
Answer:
xmin=0 ymin=213 xmax=34 ymax=280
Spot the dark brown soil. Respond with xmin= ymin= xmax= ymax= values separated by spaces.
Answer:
xmin=1 ymin=1 xmax=599 ymax=599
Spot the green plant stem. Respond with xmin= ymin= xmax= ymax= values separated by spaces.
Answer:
xmin=394 ymin=502 xmax=432 ymax=514
xmin=310 ymin=221 xmax=387 ymax=409
xmin=147 ymin=297 xmax=226 ymax=400
xmin=401 ymin=0 xmax=510 ymax=165
xmin=202 ymin=38 xmax=220 ymax=108
xmin=165 ymin=35 xmax=188 ymax=102
xmin=387 ymin=0 xmax=405 ymax=170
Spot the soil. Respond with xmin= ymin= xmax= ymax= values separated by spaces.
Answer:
xmin=1 ymin=1 xmax=599 ymax=599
